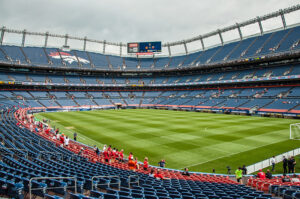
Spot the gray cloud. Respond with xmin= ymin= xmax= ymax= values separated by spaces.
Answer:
xmin=0 ymin=0 xmax=299 ymax=47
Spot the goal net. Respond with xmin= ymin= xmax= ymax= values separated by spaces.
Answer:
xmin=290 ymin=123 xmax=300 ymax=140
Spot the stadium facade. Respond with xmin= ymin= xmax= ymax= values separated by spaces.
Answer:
xmin=0 ymin=6 xmax=300 ymax=118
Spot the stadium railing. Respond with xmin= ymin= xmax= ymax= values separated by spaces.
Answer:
xmin=246 ymin=148 xmax=300 ymax=174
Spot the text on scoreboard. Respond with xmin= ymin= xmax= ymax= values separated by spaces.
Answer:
xmin=127 ymin=42 xmax=161 ymax=53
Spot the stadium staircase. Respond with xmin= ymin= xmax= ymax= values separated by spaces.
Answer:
xmin=275 ymin=28 xmax=294 ymax=51
xmin=241 ymin=37 xmax=258 ymax=57
xmin=224 ymin=41 xmax=242 ymax=61
xmin=37 ymin=100 xmax=47 ymax=108
xmin=19 ymin=47 xmax=31 ymax=64
xmin=256 ymin=33 xmax=275 ymax=55
xmin=54 ymin=100 xmax=62 ymax=108
xmin=206 ymin=47 xmax=223 ymax=64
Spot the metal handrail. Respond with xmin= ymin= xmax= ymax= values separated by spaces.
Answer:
xmin=91 ymin=175 xmax=120 ymax=191
xmin=12 ymin=135 xmax=41 ymax=145
xmin=39 ymin=151 xmax=62 ymax=159
xmin=29 ymin=176 xmax=77 ymax=199
xmin=128 ymin=175 xmax=139 ymax=187
xmin=0 ymin=147 xmax=28 ymax=158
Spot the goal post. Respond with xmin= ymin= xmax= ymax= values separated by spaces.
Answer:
xmin=290 ymin=123 xmax=300 ymax=140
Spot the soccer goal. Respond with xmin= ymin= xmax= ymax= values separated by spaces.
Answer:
xmin=290 ymin=123 xmax=300 ymax=140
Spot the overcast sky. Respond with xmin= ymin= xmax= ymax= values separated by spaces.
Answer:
xmin=0 ymin=0 xmax=299 ymax=54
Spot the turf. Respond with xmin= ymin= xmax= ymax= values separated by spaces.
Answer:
xmin=35 ymin=109 xmax=300 ymax=173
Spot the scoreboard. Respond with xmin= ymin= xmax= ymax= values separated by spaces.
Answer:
xmin=127 ymin=41 xmax=161 ymax=54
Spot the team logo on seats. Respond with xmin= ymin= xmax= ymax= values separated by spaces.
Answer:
xmin=49 ymin=52 xmax=90 ymax=64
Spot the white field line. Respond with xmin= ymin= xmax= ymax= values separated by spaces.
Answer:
xmin=179 ymin=138 xmax=289 ymax=170
xmin=37 ymin=115 xmax=104 ymax=147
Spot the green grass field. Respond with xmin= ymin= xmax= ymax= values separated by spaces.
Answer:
xmin=35 ymin=109 xmax=300 ymax=174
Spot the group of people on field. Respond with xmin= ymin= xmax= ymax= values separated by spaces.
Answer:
xmin=283 ymin=156 xmax=297 ymax=174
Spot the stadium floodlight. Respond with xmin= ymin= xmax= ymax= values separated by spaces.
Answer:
xmin=290 ymin=123 xmax=300 ymax=140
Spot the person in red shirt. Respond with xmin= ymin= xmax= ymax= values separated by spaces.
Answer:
xmin=154 ymin=169 xmax=165 ymax=180
xmin=107 ymin=145 xmax=111 ymax=152
xmin=128 ymin=152 xmax=133 ymax=161
xmin=45 ymin=128 xmax=51 ymax=135
xmin=111 ymin=148 xmax=116 ymax=163
xmin=143 ymin=157 xmax=149 ymax=171
xmin=119 ymin=149 xmax=124 ymax=162
xmin=115 ymin=149 xmax=119 ymax=162
xmin=135 ymin=157 xmax=139 ymax=170
xmin=257 ymin=169 xmax=266 ymax=179
xmin=59 ymin=134 xmax=65 ymax=147
xmin=103 ymin=150 xmax=110 ymax=163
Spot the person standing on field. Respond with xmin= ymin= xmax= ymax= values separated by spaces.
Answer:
xmin=283 ymin=156 xmax=288 ymax=174
xmin=73 ymin=132 xmax=77 ymax=141
xmin=271 ymin=156 xmax=276 ymax=172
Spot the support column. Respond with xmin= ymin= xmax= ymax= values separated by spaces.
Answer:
xmin=280 ymin=9 xmax=287 ymax=29
xmin=22 ymin=29 xmax=26 ymax=47
xmin=83 ymin=36 xmax=87 ymax=51
xmin=167 ymin=43 xmax=171 ymax=56
xmin=44 ymin=32 xmax=49 ymax=47
xmin=236 ymin=23 xmax=243 ymax=40
xmin=183 ymin=41 xmax=188 ymax=54
xmin=0 ymin=26 xmax=6 ymax=45
xmin=64 ymin=34 xmax=68 ymax=46
xmin=257 ymin=16 xmax=264 ymax=35
xmin=103 ymin=40 xmax=106 ymax=54
xmin=218 ymin=29 xmax=224 ymax=46
xmin=120 ymin=42 xmax=122 ymax=56
xmin=200 ymin=36 xmax=205 ymax=50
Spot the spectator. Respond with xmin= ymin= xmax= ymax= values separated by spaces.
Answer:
xmin=257 ymin=169 xmax=266 ymax=180
xmin=182 ymin=168 xmax=190 ymax=176
xmin=271 ymin=156 xmax=276 ymax=172
xmin=111 ymin=148 xmax=116 ymax=163
xmin=143 ymin=157 xmax=149 ymax=171
xmin=73 ymin=132 xmax=77 ymax=141
xmin=60 ymin=134 xmax=65 ymax=147
xmin=292 ymin=156 xmax=296 ymax=173
xmin=291 ymin=174 xmax=300 ymax=183
xmin=158 ymin=159 xmax=165 ymax=168
xmin=288 ymin=156 xmax=296 ymax=173
xmin=283 ymin=156 xmax=288 ymax=174
xmin=282 ymin=173 xmax=290 ymax=182
xmin=227 ymin=166 xmax=231 ymax=174
xmin=115 ymin=149 xmax=119 ymax=161
xmin=119 ymin=149 xmax=124 ymax=162
xmin=56 ymin=133 xmax=60 ymax=140
xmin=128 ymin=152 xmax=133 ymax=161
xmin=102 ymin=144 xmax=107 ymax=152
xmin=128 ymin=157 xmax=136 ymax=171
xmin=266 ymin=169 xmax=272 ymax=179
xmin=94 ymin=146 xmax=100 ymax=156
xmin=107 ymin=145 xmax=111 ymax=152
xmin=103 ymin=149 xmax=109 ymax=163
xmin=134 ymin=157 xmax=139 ymax=170
xmin=154 ymin=169 xmax=168 ymax=180
xmin=64 ymin=136 xmax=69 ymax=147
xmin=235 ymin=167 xmax=243 ymax=184
xmin=242 ymin=165 xmax=247 ymax=175
xmin=149 ymin=168 xmax=155 ymax=177
xmin=78 ymin=147 xmax=84 ymax=156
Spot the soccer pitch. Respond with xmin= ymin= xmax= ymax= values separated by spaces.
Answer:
xmin=35 ymin=109 xmax=299 ymax=173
